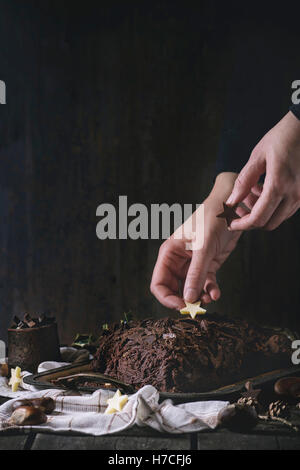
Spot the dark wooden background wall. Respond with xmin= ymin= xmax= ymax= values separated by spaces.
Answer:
xmin=0 ymin=0 xmax=299 ymax=344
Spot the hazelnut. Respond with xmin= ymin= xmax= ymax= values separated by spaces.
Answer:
xmin=9 ymin=406 xmax=47 ymax=426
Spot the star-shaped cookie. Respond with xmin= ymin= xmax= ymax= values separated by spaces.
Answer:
xmin=105 ymin=389 xmax=128 ymax=414
xmin=9 ymin=366 xmax=22 ymax=393
xmin=180 ymin=301 xmax=206 ymax=319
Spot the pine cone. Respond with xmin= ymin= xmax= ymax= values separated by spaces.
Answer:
xmin=237 ymin=396 xmax=261 ymax=412
xmin=268 ymin=400 xmax=289 ymax=419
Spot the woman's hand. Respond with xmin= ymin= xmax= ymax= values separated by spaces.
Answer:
xmin=150 ymin=173 xmax=248 ymax=310
xmin=227 ymin=111 xmax=300 ymax=231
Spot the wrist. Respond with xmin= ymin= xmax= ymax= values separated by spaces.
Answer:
xmin=215 ymin=171 xmax=238 ymax=186
xmin=279 ymin=112 xmax=300 ymax=146
xmin=207 ymin=172 xmax=238 ymax=206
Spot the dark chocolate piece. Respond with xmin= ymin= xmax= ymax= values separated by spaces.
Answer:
xmin=13 ymin=316 xmax=20 ymax=327
xmin=216 ymin=202 xmax=240 ymax=227
xmin=10 ymin=312 xmax=56 ymax=330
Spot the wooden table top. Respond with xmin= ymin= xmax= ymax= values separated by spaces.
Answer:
xmin=0 ymin=396 xmax=299 ymax=450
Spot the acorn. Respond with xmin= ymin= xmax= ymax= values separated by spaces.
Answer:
xmin=218 ymin=403 xmax=258 ymax=432
xmin=274 ymin=377 xmax=300 ymax=399
xmin=11 ymin=397 xmax=55 ymax=414
xmin=9 ymin=406 xmax=47 ymax=426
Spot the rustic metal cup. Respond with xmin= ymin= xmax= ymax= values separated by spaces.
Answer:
xmin=8 ymin=322 xmax=61 ymax=372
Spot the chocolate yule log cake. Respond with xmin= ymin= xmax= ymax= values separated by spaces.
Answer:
xmin=92 ymin=315 xmax=292 ymax=393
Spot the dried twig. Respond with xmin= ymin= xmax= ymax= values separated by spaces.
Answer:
xmin=258 ymin=414 xmax=299 ymax=433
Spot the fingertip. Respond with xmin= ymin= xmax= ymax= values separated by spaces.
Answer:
xmin=175 ymin=302 xmax=186 ymax=311
xmin=226 ymin=194 xmax=235 ymax=206
xmin=228 ymin=220 xmax=241 ymax=230
xmin=206 ymin=284 xmax=220 ymax=301
xmin=201 ymin=293 xmax=212 ymax=304
xmin=211 ymin=289 xmax=221 ymax=301
xmin=167 ymin=297 xmax=186 ymax=311
xmin=228 ymin=222 xmax=241 ymax=231
xmin=184 ymin=288 xmax=199 ymax=303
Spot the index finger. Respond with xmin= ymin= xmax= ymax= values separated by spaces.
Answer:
xmin=151 ymin=281 xmax=185 ymax=310
xmin=150 ymin=248 xmax=187 ymax=310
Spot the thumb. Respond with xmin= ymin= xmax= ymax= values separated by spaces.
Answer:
xmin=183 ymin=249 xmax=211 ymax=303
xmin=226 ymin=156 xmax=265 ymax=206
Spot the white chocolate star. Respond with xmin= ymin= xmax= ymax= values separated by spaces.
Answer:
xmin=9 ymin=366 xmax=22 ymax=393
xmin=105 ymin=389 xmax=128 ymax=415
xmin=180 ymin=301 xmax=206 ymax=319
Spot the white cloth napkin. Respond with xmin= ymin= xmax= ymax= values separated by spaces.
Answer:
xmin=0 ymin=348 xmax=229 ymax=435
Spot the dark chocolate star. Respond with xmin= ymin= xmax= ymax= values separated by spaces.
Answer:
xmin=216 ymin=202 xmax=240 ymax=227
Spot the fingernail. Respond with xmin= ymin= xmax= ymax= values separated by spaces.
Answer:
xmin=184 ymin=288 xmax=198 ymax=302
xmin=226 ymin=194 xmax=234 ymax=205
xmin=176 ymin=305 xmax=185 ymax=311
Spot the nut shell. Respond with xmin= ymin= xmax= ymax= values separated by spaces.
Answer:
xmin=9 ymin=406 xmax=47 ymax=426
xmin=11 ymin=397 xmax=55 ymax=414
xmin=274 ymin=377 xmax=300 ymax=399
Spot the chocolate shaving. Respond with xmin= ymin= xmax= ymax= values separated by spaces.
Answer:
xmin=200 ymin=319 xmax=209 ymax=333
xmin=13 ymin=316 xmax=20 ymax=326
xmin=24 ymin=314 xmax=37 ymax=328
xmin=10 ymin=312 xmax=56 ymax=329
